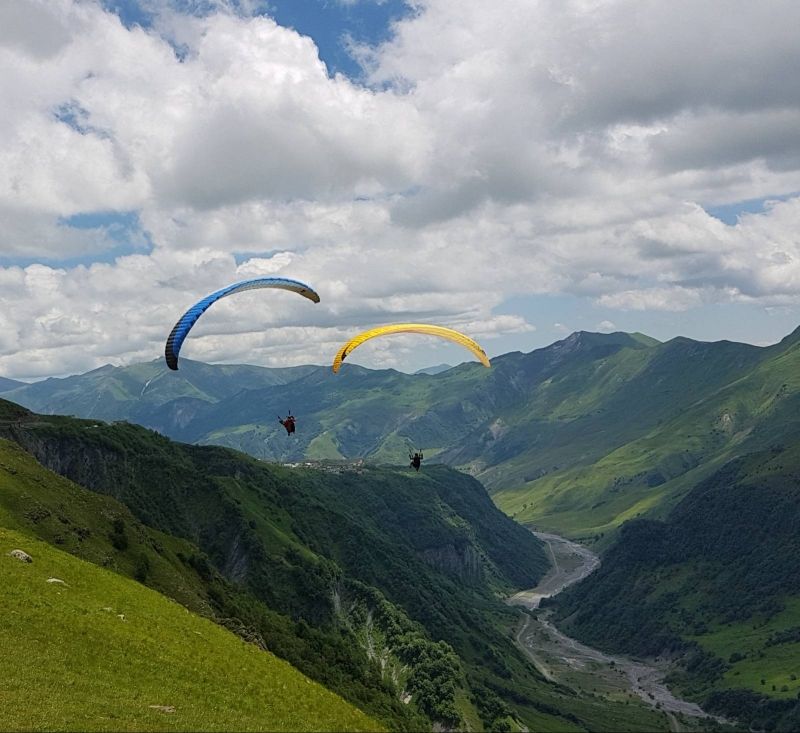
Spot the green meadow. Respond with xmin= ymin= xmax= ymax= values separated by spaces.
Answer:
xmin=0 ymin=528 xmax=381 ymax=732
xmin=693 ymin=599 xmax=800 ymax=699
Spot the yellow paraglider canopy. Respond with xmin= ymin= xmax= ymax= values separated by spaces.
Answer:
xmin=332 ymin=323 xmax=491 ymax=373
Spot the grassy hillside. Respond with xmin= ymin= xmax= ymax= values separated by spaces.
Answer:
xmin=0 ymin=398 xmax=671 ymax=732
xmin=550 ymin=441 xmax=800 ymax=730
xmin=0 ymin=528 xmax=381 ymax=732
xmin=0 ymin=436 xmax=214 ymax=613
xmin=494 ymin=330 xmax=800 ymax=538
xmin=0 ymin=412 xmax=427 ymax=730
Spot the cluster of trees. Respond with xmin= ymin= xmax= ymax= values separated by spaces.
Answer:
xmin=766 ymin=628 xmax=800 ymax=647
xmin=707 ymin=689 xmax=800 ymax=732
xmin=352 ymin=586 xmax=464 ymax=726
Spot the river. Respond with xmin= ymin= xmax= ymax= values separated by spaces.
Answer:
xmin=508 ymin=532 xmax=724 ymax=730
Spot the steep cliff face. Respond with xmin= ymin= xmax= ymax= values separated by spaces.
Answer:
xmin=7 ymin=428 xmax=125 ymax=493
xmin=136 ymin=396 xmax=213 ymax=438
xmin=219 ymin=529 xmax=251 ymax=583
xmin=0 ymin=420 xmax=257 ymax=594
xmin=420 ymin=542 xmax=482 ymax=583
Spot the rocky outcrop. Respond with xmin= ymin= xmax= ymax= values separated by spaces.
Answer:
xmin=1 ymin=429 xmax=122 ymax=498
xmin=139 ymin=397 xmax=211 ymax=439
xmin=420 ymin=542 xmax=482 ymax=583
xmin=2 ymin=427 xmax=252 ymax=587
xmin=220 ymin=530 xmax=250 ymax=583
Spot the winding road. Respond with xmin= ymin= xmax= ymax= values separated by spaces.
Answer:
xmin=509 ymin=532 xmax=723 ymax=727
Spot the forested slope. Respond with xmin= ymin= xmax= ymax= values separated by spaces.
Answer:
xmin=551 ymin=441 xmax=800 ymax=731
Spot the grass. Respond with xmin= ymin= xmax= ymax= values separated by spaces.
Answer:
xmin=693 ymin=599 xmax=800 ymax=699
xmin=0 ymin=438 xmax=210 ymax=613
xmin=0 ymin=527 xmax=382 ymax=732
xmin=453 ymin=688 xmax=482 ymax=732
xmin=306 ymin=432 xmax=344 ymax=460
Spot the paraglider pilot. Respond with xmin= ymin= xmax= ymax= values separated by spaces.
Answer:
xmin=409 ymin=450 xmax=423 ymax=472
xmin=279 ymin=412 xmax=296 ymax=436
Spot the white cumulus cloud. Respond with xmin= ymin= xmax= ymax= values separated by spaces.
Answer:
xmin=1 ymin=0 xmax=800 ymax=378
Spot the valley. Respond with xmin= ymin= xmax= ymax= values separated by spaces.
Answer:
xmin=5 ymin=325 xmax=800 ymax=730
xmin=3 ymin=2 xmax=797 ymax=729
xmin=2 ymin=398 xmax=670 ymax=731
xmin=510 ymin=533 xmax=722 ymax=730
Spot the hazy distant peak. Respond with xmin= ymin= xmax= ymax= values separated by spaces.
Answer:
xmin=82 ymin=364 xmax=116 ymax=377
xmin=414 ymin=363 xmax=454 ymax=375
xmin=775 ymin=322 xmax=800 ymax=348
xmin=556 ymin=330 xmax=657 ymax=352
xmin=0 ymin=376 xmax=25 ymax=393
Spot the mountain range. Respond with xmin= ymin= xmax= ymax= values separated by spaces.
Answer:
xmin=0 ymin=376 xmax=23 ymax=392
xmin=6 ymin=325 xmax=800 ymax=729
xmin=6 ymin=327 xmax=800 ymax=541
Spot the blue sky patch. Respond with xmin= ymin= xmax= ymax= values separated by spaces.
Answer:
xmin=102 ymin=0 xmax=411 ymax=80
xmin=101 ymin=0 xmax=153 ymax=29
xmin=704 ymin=192 xmax=799 ymax=225
xmin=267 ymin=0 xmax=411 ymax=79
xmin=59 ymin=210 xmax=145 ymax=241
xmin=0 ymin=211 xmax=152 ymax=269
xmin=53 ymin=100 xmax=102 ymax=136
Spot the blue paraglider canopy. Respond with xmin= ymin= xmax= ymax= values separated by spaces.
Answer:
xmin=164 ymin=277 xmax=320 ymax=370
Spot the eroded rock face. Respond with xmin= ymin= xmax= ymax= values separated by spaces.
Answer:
xmin=420 ymin=543 xmax=482 ymax=583
xmin=8 ymin=549 xmax=32 ymax=563
xmin=220 ymin=530 xmax=250 ymax=583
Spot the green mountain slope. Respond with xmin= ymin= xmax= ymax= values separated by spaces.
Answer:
xmin=0 ymin=406 xmax=427 ymax=730
xmin=0 ymin=435 xmax=214 ymax=613
xmin=0 ymin=398 xmax=669 ymax=732
xmin=550 ymin=441 xmax=800 ymax=730
xmin=12 ymin=328 xmax=799 ymax=542
xmin=3 ymin=359 xmax=316 ymax=427
xmin=495 ymin=328 xmax=800 ymax=537
xmin=0 ymin=528 xmax=381 ymax=732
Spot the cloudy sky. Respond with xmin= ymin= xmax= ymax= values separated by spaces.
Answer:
xmin=2 ymin=0 xmax=800 ymax=379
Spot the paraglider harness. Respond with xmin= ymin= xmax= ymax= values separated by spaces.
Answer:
xmin=279 ymin=412 xmax=296 ymax=436
xmin=409 ymin=450 xmax=423 ymax=472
